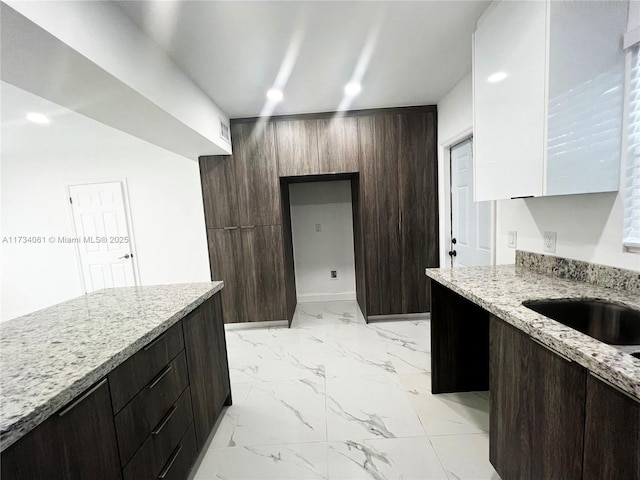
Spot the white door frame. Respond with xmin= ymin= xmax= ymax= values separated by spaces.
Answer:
xmin=438 ymin=129 xmax=496 ymax=267
xmin=66 ymin=179 xmax=140 ymax=293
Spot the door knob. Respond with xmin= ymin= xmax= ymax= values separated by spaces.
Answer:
xmin=119 ymin=254 xmax=132 ymax=259
xmin=451 ymin=238 xmax=457 ymax=244
xmin=448 ymin=250 xmax=457 ymax=257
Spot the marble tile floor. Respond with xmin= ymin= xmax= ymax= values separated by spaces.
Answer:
xmin=190 ymin=301 xmax=500 ymax=480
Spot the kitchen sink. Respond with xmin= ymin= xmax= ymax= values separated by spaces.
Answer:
xmin=522 ymin=299 xmax=640 ymax=345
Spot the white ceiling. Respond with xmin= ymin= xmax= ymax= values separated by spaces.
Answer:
xmin=115 ymin=1 xmax=490 ymax=119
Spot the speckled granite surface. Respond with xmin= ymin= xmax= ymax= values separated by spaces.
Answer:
xmin=425 ymin=265 xmax=640 ymax=401
xmin=516 ymin=250 xmax=640 ymax=293
xmin=0 ymin=282 xmax=223 ymax=451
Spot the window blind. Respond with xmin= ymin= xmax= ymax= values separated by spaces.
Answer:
xmin=624 ymin=45 xmax=640 ymax=249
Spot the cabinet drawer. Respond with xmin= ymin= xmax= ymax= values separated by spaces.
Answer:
xmin=122 ymin=390 xmax=195 ymax=480
xmin=115 ymin=351 xmax=189 ymax=466
xmin=109 ymin=322 xmax=184 ymax=413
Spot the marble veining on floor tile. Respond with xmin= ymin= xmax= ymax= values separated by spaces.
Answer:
xmin=0 ymin=282 xmax=223 ymax=450
xmin=425 ymin=263 xmax=640 ymax=401
xmin=192 ymin=300 xmax=498 ymax=480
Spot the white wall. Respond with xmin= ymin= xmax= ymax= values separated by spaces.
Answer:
xmin=2 ymin=2 xmax=231 ymax=159
xmin=437 ymin=72 xmax=639 ymax=271
xmin=1 ymin=83 xmax=211 ymax=321
xmin=289 ymin=181 xmax=356 ymax=302
xmin=437 ymin=72 xmax=474 ymax=267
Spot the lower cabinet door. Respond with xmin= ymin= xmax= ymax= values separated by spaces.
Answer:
xmin=583 ymin=373 xmax=640 ymax=480
xmin=183 ymin=294 xmax=232 ymax=448
xmin=490 ymin=316 xmax=586 ymax=480
xmin=1 ymin=379 xmax=122 ymax=480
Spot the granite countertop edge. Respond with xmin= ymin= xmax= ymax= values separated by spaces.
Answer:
xmin=425 ymin=265 xmax=640 ymax=401
xmin=0 ymin=281 xmax=223 ymax=451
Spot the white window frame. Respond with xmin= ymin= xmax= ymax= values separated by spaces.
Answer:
xmin=623 ymin=1 xmax=640 ymax=253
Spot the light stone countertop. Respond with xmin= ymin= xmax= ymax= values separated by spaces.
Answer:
xmin=425 ymin=265 xmax=640 ymax=402
xmin=0 ymin=281 xmax=223 ymax=451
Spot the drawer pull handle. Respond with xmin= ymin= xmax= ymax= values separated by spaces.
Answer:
xmin=144 ymin=331 xmax=168 ymax=351
xmin=157 ymin=443 xmax=183 ymax=479
xmin=58 ymin=379 xmax=107 ymax=417
xmin=152 ymin=405 xmax=177 ymax=435
xmin=147 ymin=365 xmax=172 ymax=390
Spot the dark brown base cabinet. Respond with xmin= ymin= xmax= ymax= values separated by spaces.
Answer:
xmin=490 ymin=314 xmax=640 ymax=480
xmin=430 ymin=281 xmax=640 ymax=480
xmin=490 ymin=315 xmax=586 ymax=480
xmin=583 ymin=374 xmax=640 ymax=480
xmin=1 ymin=379 xmax=122 ymax=480
xmin=1 ymin=292 xmax=231 ymax=480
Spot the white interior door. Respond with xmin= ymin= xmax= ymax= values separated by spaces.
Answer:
xmin=451 ymin=139 xmax=492 ymax=267
xmin=69 ymin=182 xmax=137 ymax=292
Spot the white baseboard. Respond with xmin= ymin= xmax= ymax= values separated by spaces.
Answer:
xmin=367 ymin=312 xmax=430 ymax=322
xmin=297 ymin=292 xmax=357 ymax=303
xmin=224 ymin=320 xmax=288 ymax=330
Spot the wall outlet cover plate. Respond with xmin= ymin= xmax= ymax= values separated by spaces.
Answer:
xmin=508 ymin=231 xmax=517 ymax=248
xmin=543 ymin=231 xmax=557 ymax=253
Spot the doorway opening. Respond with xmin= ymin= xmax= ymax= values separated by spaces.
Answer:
xmin=449 ymin=138 xmax=493 ymax=267
xmin=280 ymin=173 xmax=367 ymax=326
xmin=289 ymin=180 xmax=356 ymax=303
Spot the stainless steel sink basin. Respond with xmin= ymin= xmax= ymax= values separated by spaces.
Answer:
xmin=522 ymin=299 xmax=640 ymax=345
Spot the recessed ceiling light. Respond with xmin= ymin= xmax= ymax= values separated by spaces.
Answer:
xmin=487 ymin=72 xmax=508 ymax=83
xmin=344 ymin=82 xmax=362 ymax=96
xmin=266 ymin=88 xmax=283 ymax=102
xmin=26 ymin=112 xmax=51 ymax=124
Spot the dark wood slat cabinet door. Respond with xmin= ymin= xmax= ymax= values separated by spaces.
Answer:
xmin=1 ymin=380 xmax=122 ymax=480
xmin=490 ymin=316 xmax=586 ymax=480
xmin=398 ymin=112 xmax=428 ymax=313
xmin=373 ymin=114 xmax=402 ymax=315
xmin=317 ymin=116 xmax=360 ymax=174
xmin=232 ymin=122 xmax=282 ymax=226
xmin=182 ymin=294 xmax=232 ymax=449
xmin=199 ymin=155 xmax=240 ymax=228
xmin=276 ymin=119 xmax=320 ymax=176
xmin=357 ymin=116 xmax=381 ymax=317
xmin=583 ymin=374 xmax=640 ymax=480
xmin=243 ymin=225 xmax=287 ymax=322
xmin=208 ymin=228 xmax=246 ymax=324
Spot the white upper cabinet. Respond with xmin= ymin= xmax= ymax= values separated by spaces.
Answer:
xmin=473 ymin=0 xmax=627 ymax=201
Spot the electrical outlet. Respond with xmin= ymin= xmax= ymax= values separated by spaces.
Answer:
xmin=330 ymin=270 xmax=338 ymax=280
xmin=315 ymin=224 xmax=321 ymax=233
xmin=543 ymin=231 xmax=557 ymax=253
xmin=508 ymin=231 xmax=517 ymax=248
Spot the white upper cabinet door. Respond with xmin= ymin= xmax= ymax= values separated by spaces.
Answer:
xmin=473 ymin=0 xmax=547 ymax=201
xmin=546 ymin=0 xmax=627 ymax=196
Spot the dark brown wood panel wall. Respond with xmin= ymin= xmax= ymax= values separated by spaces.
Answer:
xmin=207 ymin=228 xmax=246 ymax=323
xmin=275 ymin=119 xmax=320 ymax=176
xmin=399 ymin=111 xmax=438 ymax=313
xmin=232 ymin=122 xmax=281 ymax=226
xmin=317 ymin=116 xmax=360 ymax=174
xmin=243 ymin=226 xmax=287 ymax=322
xmin=201 ymin=106 xmax=438 ymax=323
xmin=357 ymin=116 xmax=381 ymax=317
xmin=373 ymin=114 xmax=402 ymax=315
xmin=199 ymin=156 xmax=239 ymax=228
